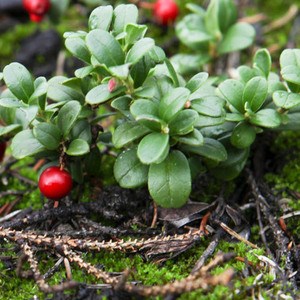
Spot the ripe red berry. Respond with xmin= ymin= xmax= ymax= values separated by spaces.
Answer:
xmin=153 ymin=0 xmax=179 ymax=25
xmin=0 ymin=142 xmax=6 ymax=163
xmin=22 ymin=0 xmax=51 ymax=22
xmin=38 ymin=166 xmax=73 ymax=200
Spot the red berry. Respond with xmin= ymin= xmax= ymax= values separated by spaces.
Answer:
xmin=38 ymin=166 xmax=73 ymax=200
xmin=153 ymin=0 xmax=179 ymax=25
xmin=0 ymin=142 xmax=6 ymax=163
xmin=23 ymin=0 xmax=51 ymax=22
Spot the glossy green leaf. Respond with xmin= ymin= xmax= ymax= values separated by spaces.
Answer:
xmin=204 ymin=0 xmax=221 ymax=38
xmin=112 ymin=121 xmax=150 ymax=148
xmin=159 ymin=87 xmax=190 ymax=122
xmin=0 ymin=98 xmax=22 ymax=108
xmin=126 ymin=38 xmax=155 ymax=64
xmin=71 ymin=119 xmax=92 ymax=143
xmin=169 ymin=109 xmax=198 ymax=135
xmin=237 ymin=66 xmax=260 ymax=83
xmin=196 ymin=115 xmax=225 ymax=127
xmin=86 ymin=83 xmax=125 ymax=105
xmin=185 ymin=72 xmax=208 ymax=92
xmin=171 ymin=54 xmax=210 ymax=75
xmin=136 ymin=115 xmax=164 ymax=132
xmin=88 ymin=5 xmax=113 ymax=31
xmin=86 ymin=29 xmax=125 ymax=67
xmin=230 ymin=122 xmax=256 ymax=149
xmin=66 ymin=139 xmax=90 ymax=156
xmin=75 ymin=66 xmax=94 ymax=78
xmin=242 ymin=76 xmax=268 ymax=112
xmin=191 ymin=96 xmax=225 ymax=117
xmin=65 ymin=36 xmax=91 ymax=63
xmin=137 ymin=132 xmax=169 ymax=164
xmin=57 ymin=100 xmax=81 ymax=136
xmin=218 ymin=79 xmax=244 ymax=113
xmin=148 ymin=150 xmax=191 ymax=208
xmin=253 ymin=48 xmax=271 ymax=78
xmin=3 ymin=63 xmax=34 ymax=103
xmin=114 ymin=147 xmax=148 ymax=188
xmin=273 ymin=91 xmax=300 ymax=109
xmin=125 ymin=23 xmax=147 ymax=46
xmin=218 ymin=23 xmax=255 ymax=55
xmin=217 ymin=0 xmax=237 ymax=33
xmin=250 ymin=109 xmax=281 ymax=128
xmin=175 ymin=14 xmax=212 ymax=50
xmin=113 ymin=4 xmax=138 ymax=34
xmin=33 ymin=123 xmax=62 ymax=150
xmin=164 ymin=58 xmax=180 ymax=87
xmin=130 ymin=99 xmax=159 ymax=118
xmin=182 ymin=138 xmax=227 ymax=162
xmin=11 ymin=129 xmax=46 ymax=159
xmin=0 ymin=124 xmax=22 ymax=136
xmin=109 ymin=64 xmax=130 ymax=79
xmin=280 ymin=49 xmax=300 ymax=85
xmin=48 ymin=76 xmax=84 ymax=102
xmin=177 ymin=129 xmax=204 ymax=146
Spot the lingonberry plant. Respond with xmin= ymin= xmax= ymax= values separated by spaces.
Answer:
xmin=1 ymin=0 xmax=300 ymax=208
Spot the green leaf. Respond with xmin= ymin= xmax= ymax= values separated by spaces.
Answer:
xmin=169 ymin=109 xmax=198 ymax=135
xmin=48 ymin=76 xmax=84 ymax=102
xmin=242 ymin=76 xmax=268 ymax=112
xmin=204 ymin=0 xmax=221 ymax=38
xmin=217 ymin=0 xmax=237 ymax=33
xmin=112 ymin=121 xmax=150 ymax=148
xmin=185 ymin=72 xmax=208 ymax=92
xmin=57 ymin=101 xmax=81 ymax=137
xmin=211 ymin=139 xmax=249 ymax=180
xmin=65 ymin=36 xmax=91 ymax=63
xmin=130 ymin=99 xmax=159 ymax=118
xmin=196 ymin=115 xmax=225 ymax=127
xmin=280 ymin=49 xmax=300 ymax=85
xmin=88 ymin=5 xmax=113 ymax=31
xmin=33 ymin=123 xmax=62 ymax=150
xmin=111 ymin=95 xmax=132 ymax=117
xmin=225 ymin=113 xmax=244 ymax=122
xmin=71 ymin=119 xmax=92 ymax=143
xmin=0 ymin=98 xmax=22 ymax=108
xmin=86 ymin=83 xmax=125 ymax=105
xmin=136 ymin=115 xmax=165 ymax=132
xmin=86 ymin=29 xmax=125 ymax=67
xmin=218 ymin=79 xmax=244 ymax=113
xmin=125 ymin=23 xmax=148 ymax=46
xmin=253 ymin=48 xmax=271 ymax=77
xmin=164 ymin=58 xmax=180 ymax=87
xmin=175 ymin=14 xmax=212 ymax=50
xmin=177 ymin=129 xmax=204 ymax=146
xmin=75 ymin=66 xmax=94 ymax=78
xmin=113 ymin=4 xmax=138 ymax=34
xmin=191 ymin=96 xmax=225 ymax=117
xmin=237 ymin=66 xmax=260 ymax=83
xmin=114 ymin=147 xmax=149 ymax=188
xmin=230 ymin=122 xmax=256 ymax=149
xmin=171 ymin=54 xmax=210 ymax=75
xmin=11 ymin=129 xmax=46 ymax=159
xmin=66 ymin=139 xmax=90 ymax=156
xmin=273 ymin=91 xmax=300 ymax=109
xmin=148 ymin=150 xmax=191 ymax=208
xmin=3 ymin=62 xmax=34 ymax=102
xmin=30 ymin=77 xmax=48 ymax=101
xmin=149 ymin=46 xmax=166 ymax=63
xmin=137 ymin=132 xmax=169 ymax=164
xmin=0 ymin=124 xmax=22 ymax=136
xmin=159 ymin=87 xmax=190 ymax=122
xmin=218 ymin=23 xmax=255 ymax=55
xmin=109 ymin=64 xmax=130 ymax=79
xmin=126 ymin=38 xmax=155 ymax=64
xmin=250 ymin=109 xmax=281 ymax=128
xmin=182 ymin=138 xmax=227 ymax=162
